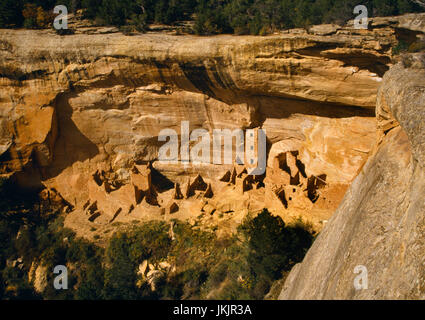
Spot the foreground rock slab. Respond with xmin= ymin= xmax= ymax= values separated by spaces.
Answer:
xmin=279 ymin=53 xmax=425 ymax=300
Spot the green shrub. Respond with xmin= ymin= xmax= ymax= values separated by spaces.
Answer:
xmin=240 ymin=209 xmax=312 ymax=278
xmin=0 ymin=0 xmax=23 ymax=27
xmin=408 ymin=41 xmax=425 ymax=53
xmin=393 ymin=40 xmax=409 ymax=55
xmin=103 ymin=236 xmax=139 ymax=299
xmin=81 ymin=0 xmax=102 ymax=19
xmin=235 ymin=209 xmax=313 ymax=298
xmin=22 ymin=3 xmax=54 ymax=29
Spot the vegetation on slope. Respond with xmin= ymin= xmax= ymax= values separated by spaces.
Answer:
xmin=0 ymin=177 xmax=314 ymax=300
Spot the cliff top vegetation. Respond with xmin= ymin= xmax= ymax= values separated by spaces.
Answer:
xmin=0 ymin=0 xmax=424 ymax=35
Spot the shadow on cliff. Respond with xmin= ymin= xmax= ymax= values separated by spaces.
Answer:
xmin=256 ymin=95 xmax=375 ymax=122
xmin=155 ymin=60 xmax=375 ymax=122
xmin=41 ymin=91 xmax=99 ymax=180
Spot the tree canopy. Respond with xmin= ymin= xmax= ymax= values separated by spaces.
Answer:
xmin=0 ymin=0 xmax=424 ymax=33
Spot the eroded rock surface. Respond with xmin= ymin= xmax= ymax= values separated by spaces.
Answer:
xmin=279 ymin=53 xmax=425 ymax=300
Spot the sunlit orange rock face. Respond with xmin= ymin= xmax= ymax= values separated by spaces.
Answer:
xmin=2 ymin=16 xmax=415 ymax=234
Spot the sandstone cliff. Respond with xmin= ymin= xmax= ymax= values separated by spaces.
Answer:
xmin=0 ymin=14 xmax=424 ymax=238
xmin=279 ymin=53 xmax=425 ymax=299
